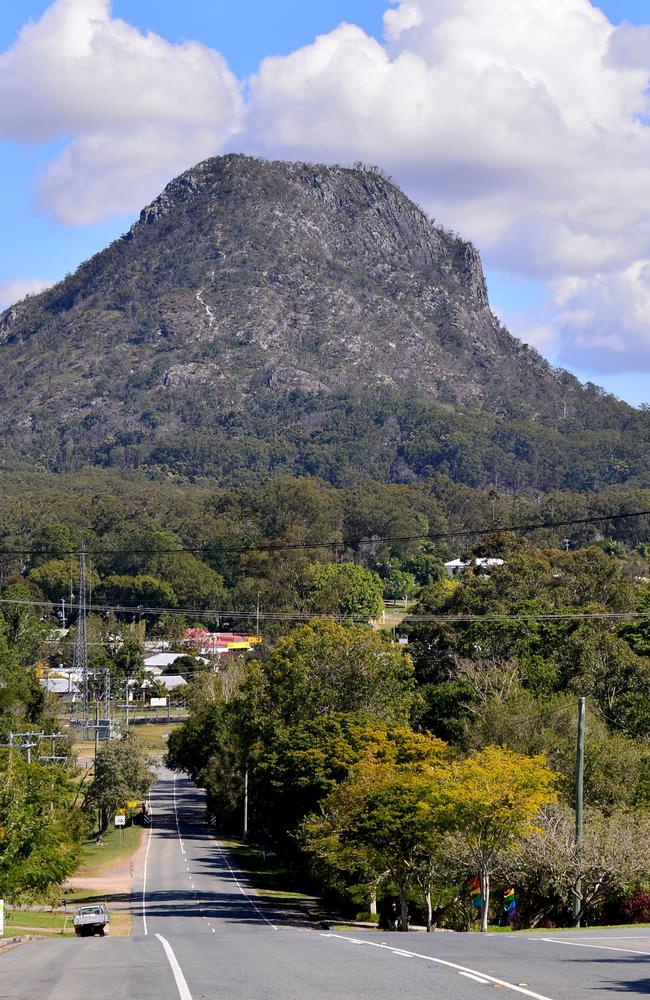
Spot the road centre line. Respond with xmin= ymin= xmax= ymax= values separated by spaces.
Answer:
xmin=141 ymin=797 xmax=154 ymax=936
xmin=321 ymin=934 xmax=555 ymax=1000
xmin=539 ymin=937 xmax=650 ymax=956
xmin=156 ymin=934 xmax=193 ymax=1000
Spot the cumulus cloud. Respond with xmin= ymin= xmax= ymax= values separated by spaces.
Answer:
xmin=239 ymin=0 xmax=650 ymax=372
xmin=0 ymin=0 xmax=243 ymax=223
xmin=550 ymin=263 xmax=650 ymax=372
xmin=0 ymin=278 xmax=55 ymax=311
xmin=4 ymin=0 xmax=650 ymax=374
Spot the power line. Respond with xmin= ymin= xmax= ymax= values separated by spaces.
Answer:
xmin=1 ymin=594 xmax=648 ymax=627
xmin=1 ymin=507 xmax=650 ymax=559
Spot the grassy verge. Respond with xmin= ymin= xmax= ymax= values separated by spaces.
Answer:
xmin=72 ymin=723 xmax=180 ymax=765
xmin=220 ymin=839 xmax=317 ymax=912
xmin=128 ymin=722 xmax=180 ymax=755
xmin=77 ymin=824 xmax=142 ymax=877
xmin=1 ymin=909 xmax=73 ymax=937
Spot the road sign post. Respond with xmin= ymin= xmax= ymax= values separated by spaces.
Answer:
xmin=115 ymin=812 xmax=126 ymax=845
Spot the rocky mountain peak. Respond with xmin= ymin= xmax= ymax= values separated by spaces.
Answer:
xmin=0 ymin=154 xmax=644 ymax=490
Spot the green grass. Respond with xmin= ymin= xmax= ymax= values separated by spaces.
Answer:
xmin=1 ymin=909 xmax=73 ymax=937
xmin=78 ymin=823 xmax=142 ymax=875
xmin=128 ymin=722 xmax=181 ymax=755
xmin=220 ymin=839 xmax=316 ymax=910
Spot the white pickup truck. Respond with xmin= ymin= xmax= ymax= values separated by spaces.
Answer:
xmin=73 ymin=903 xmax=109 ymax=937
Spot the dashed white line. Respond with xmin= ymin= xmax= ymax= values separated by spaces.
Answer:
xmin=321 ymin=934 xmax=555 ymax=1000
xmin=156 ymin=933 xmax=193 ymax=1000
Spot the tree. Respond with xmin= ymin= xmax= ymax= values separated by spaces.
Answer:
xmin=29 ymin=558 xmax=100 ymax=604
xmin=513 ymin=805 xmax=650 ymax=926
xmin=0 ymin=750 xmax=82 ymax=900
xmin=439 ymin=746 xmax=558 ymax=931
xmin=95 ymin=574 xmax=176 ymax=614
xmin=84 ymin=735 xmax=154 ymax=832
xmin=304 ymin=562 xmax=384 ymax=619
xmin=383 ymin=569 xmax=418 ymax=605
xmin=241 ymin=620 xmax=415 ymax=732
xmin=303 ymin=734 xmax=450 ymax=930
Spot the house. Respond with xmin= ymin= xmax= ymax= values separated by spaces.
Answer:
xmin=182 ymin=628 xmax=261 ymax=655
xmin=144 ymin=652 xmax=191 ymax=670
xmin=444 ymin=558 xmax=470 ymax=577
xmin=444 ymin=557 xmax=505 ymax=577
xmin=158 ymin=674 xmax=188 ymax=692
xmin=475 ymin=557 xmax=505 ymax=571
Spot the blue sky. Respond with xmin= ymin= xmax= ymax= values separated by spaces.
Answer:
xmin=1 ymin=0 xmax=649 ymax=405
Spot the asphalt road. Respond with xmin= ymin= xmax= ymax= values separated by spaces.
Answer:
xmin=2 ymin=768 xmax=650 ymax=999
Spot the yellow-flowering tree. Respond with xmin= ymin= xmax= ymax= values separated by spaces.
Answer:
xmin=440 ymin=746 xmax=558 ymax=931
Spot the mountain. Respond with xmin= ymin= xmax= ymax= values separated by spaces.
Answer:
xmin=0 ymin=154 xmax=647 ymax=491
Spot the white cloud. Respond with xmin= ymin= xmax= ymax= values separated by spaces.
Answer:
xmin=551 ymin=263 xmax=650 ymax=372
xmin=243 ymin=2 xmax=650 ymax=273
xmin=0 ymin=278 xmax=55 ymax=311
xmin=238 ymin=0 xmax=650 ymax=371
xmin=0 ymin=0 xmax=243 ymax=223
xmin=4 ymin=0 xmax=650 ymax=374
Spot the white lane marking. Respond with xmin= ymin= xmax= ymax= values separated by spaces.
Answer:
xmin=460 ymin=972 xmax=491 ymax=984
xmin=571 ymin=935 xmax=650 ymax=941
xmin=156 ymin=933 xmax=193 ymax=1000
xmin=215 ymin=841 xmax=278 ymax=930
xmin=173 ymin=774 xmax=186 ymax=855
xmin=321 ymin=934 xmax=555 ymax=1000
xmin=540 ymin=937 xmax=650 ymax=956
xmin=142 ymin=797 xmax=154 ymax=936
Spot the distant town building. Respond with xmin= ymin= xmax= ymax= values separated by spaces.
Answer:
xmin=182 ymin=628 xmax=261 ymax=655
xmin=444 ymin=557 xmax=505 ymax=577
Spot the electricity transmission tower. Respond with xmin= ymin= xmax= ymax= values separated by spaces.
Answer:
xmin=72 ymin=549 xmax=90 ymax=727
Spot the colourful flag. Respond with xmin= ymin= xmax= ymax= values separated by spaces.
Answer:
xmin=503 ymin=888 xmax=517 ymax=915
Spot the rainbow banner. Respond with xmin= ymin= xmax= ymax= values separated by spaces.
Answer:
xmin=503 ymin=888 xmax=517 ymax=915
xmin=468 ymin=876 xmax=481 ymax=909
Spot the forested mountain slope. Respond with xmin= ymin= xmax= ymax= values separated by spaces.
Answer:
xmin=0 ymin=154 xmax=647 ymax=491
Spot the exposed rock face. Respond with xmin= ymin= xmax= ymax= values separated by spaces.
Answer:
xmin=0 ymin=154 xmax=645 ymax=488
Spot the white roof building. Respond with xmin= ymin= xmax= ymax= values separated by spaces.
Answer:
xmin=158 ymin=674 xmax=188 ymax=691
xmin=444 ymin=557 xmax=505 ymax=577
xmin=144 ymin=652 xmax=187 ymax=669
xmin=444 ymin=558 xmax=470 ymax=576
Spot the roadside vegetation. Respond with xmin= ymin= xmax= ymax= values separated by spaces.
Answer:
xmin=3 ymin=473 xmax=650 ymax=930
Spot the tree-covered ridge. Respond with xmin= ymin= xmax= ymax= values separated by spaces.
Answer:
xmin=0 ymin=155 xmax=648 ymax=491
xmin=2 ymin=466 xmax=650 ymax=925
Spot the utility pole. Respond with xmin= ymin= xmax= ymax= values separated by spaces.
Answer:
xmin=60 ymin=597 xmax=66 ymax=630
xmin=256 ymin=592 xmax=261 ymax=635
xmin=125 ymin=678 xmax=130 ymax=729
xmin=243 ymin=765 xmax=249 ymax=842
xmin=572 ymin=696 xmax=586 ymax=926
